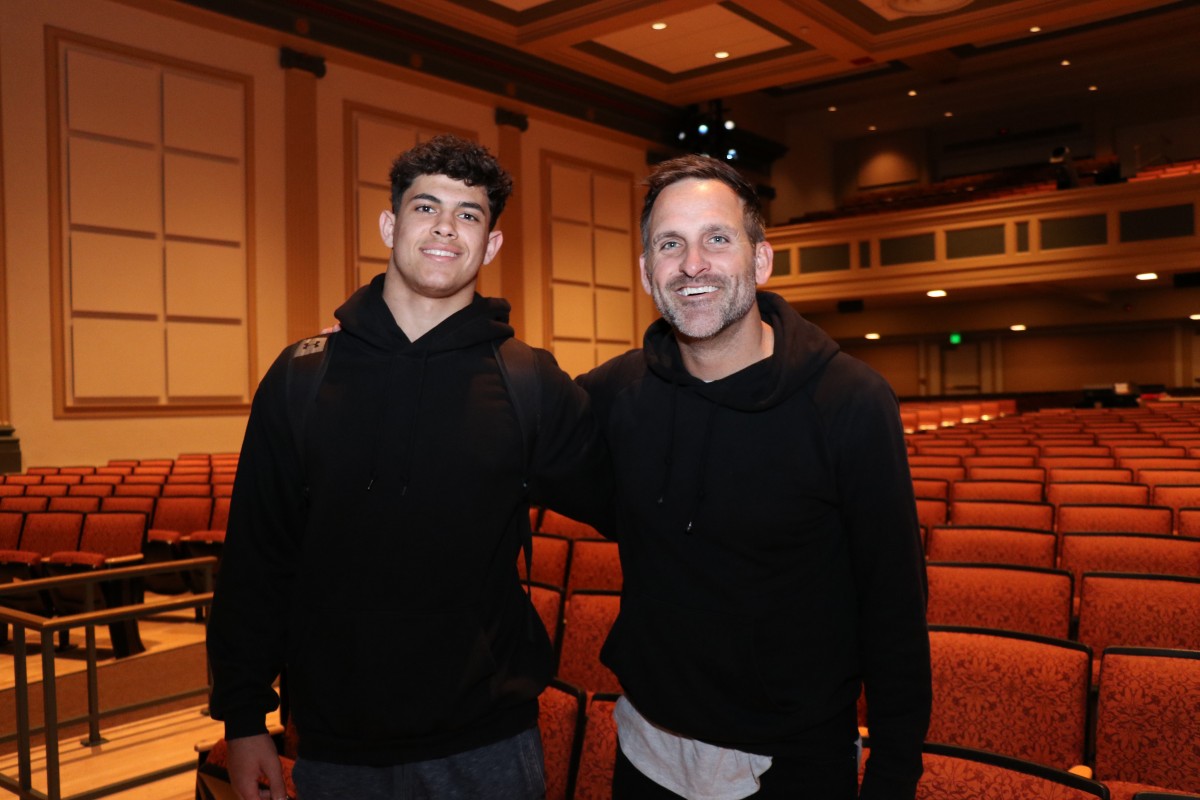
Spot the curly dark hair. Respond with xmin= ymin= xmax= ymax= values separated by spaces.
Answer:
xmin=389 ymin=134 xmax=513 ymax=230
xmin=640 ymin=155 xmax=764 ymax=251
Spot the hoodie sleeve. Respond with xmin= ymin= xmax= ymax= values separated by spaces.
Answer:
xmin=206 ymin=348 xmax=307 ymax=740
xmin=526 ymin=349 xmax=615 ymax=536
xmin=818 ymin=355 xmax=931 ymax=799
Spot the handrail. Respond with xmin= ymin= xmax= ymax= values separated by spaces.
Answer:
xmin=0 ymin=557 xmax=217 ymax=800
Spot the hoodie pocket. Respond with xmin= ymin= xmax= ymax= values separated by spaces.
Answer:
xmin=601 ymin=593 xmax=775 ymax=730
xmin=290 ymin=607 xmax=499 ymax=743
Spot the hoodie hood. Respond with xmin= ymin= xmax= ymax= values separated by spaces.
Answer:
xmin=642 ymin=291 xmax=840 ymax=411
xmin=637 ymin=291 xmax=841 ymax=533
xmin=334 ymin=273 xmax=515 ymax=354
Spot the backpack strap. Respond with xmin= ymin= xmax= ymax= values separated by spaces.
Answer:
xmin=286 ymin=333 xmax=336 ymax=475
xmin=493 ymin=337 xmax=543 ymax=638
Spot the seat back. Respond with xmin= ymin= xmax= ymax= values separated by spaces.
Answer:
xmin=538 ymin=509 xmax=601 ymax=540
xmin=949 ymin=500 xmax=1054 ymax=531
xmin=1046 ymin=467 xmax=1133 ymax=484
xmin=0 ymin=511 xmax=23 ymax=550
xmin=926 ymin=627 xmax=1091 ymax=769
xmin=16 ymin=512 xmax=85 ymax=556
xmin=566 ymin=539 xmax=622 ymax=593
xmin=208 ymin=496 xmax=232 ymax=531
xmin=68 ymin=483 xmax=115 ymax=497
xmin=1056 ymin=504 xmax=1172 ymax=535
xmin=24 ymin=485 xmax=68 ymax=497
xmin=1180 ymin=507 xmax=1200 ymax=537
xmin=965 ymin=466 xmax=1047 ymax=482
xmin=538 ymin=680 xmax=585 ymax=800
xmin=79 ymin=512 xmax=148 ymax=558
xmin=914 ymin=743 xmax=1109 ymax=800
xmin=1076 ymin=573 xmax=1200 ymax=657
xmin=574 ymin=693 xmax=619 ymax=800
xmin=1094 ymin=647 xmax=1200 ymax=790
xmin=950 ymin=480 xmax=1044 ymax=502
xmin=925 ymin=526 xmax=1057 ymax=568
xmin=516 ymin=533 xmax=571 ymax=588
xmin=1150 ymin=483 xmax=1200 ymax=532
xmin=1136 ymin=468 xmax=1200 ymax=490
xmin=558 ymin=590 xmax=621 ymax=693
xmin=926 ymin=564 xmax=1073 ymax=639
xmin=909 ymin=465 xmax=966 ymax=483
xmin=1060 ymin=534 xmax=1200 ymax=601
xmin=1045 ymin=482 xmax=1150 ymax=509
xmin=150 ymin=496 xmax=214 ymax=536
xmin=527 ymin=581 xmax=564 ymax=649
xmin=911 ymin=478 xmax=950 ymax=500
xmin=100 ymin=495 xmax=156 ymax=517
xmin=0 ymin=496 xmax=50 ymax=513
xmin=915 ymin=498 xmax=948 ymax=529
xmin=48 ymin=496 xmax=102 ymax=514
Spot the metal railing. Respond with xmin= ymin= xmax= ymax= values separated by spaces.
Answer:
xmin=0 ymin=557 xmax=216 ymax=800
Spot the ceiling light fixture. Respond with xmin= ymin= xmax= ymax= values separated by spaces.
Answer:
xmin=1060 ymin=59 xmax=1071 ymax=67
xmin=865 ymin=332 xmax=881 ymax=340
xmin=1030 ymin=25 xmax=1042 ymax=33
xmin=1136 ymin=272 xmax=1159 ymax=281
xmin=828 ymin=105 xmax=838 ymax=112
xmin=927 ymin=289 xmax=947 ymax=298
xmin=944 ymin=111 xmax=954 ymax=117
xmin=908 ymin=89 xmax=918 ymax=96
xmin=715 ymin=51 xmax=730 ymax=59
xmin=868 ymin=125 xmax=877 ymax=131
xmin=1010 ymin=324 xmax=1027 ymax=332
xmin=1191 ymin=314 xmax=1200 ymax=321
xmin=1088 ymin=85 xmax=1098 ymax=92
xmin=651 ymin=22 xmax=667 ymax=30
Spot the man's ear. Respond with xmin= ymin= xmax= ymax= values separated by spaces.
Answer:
xmin=753 ymin=241 xmax=774 ymax=285
xmin=379 ymin=210 xmax=396 ymax=248
xmin=483 ymin=230 xmax=504 ymax=265
xmin=639 ymin=253 xmax=652 ymax=295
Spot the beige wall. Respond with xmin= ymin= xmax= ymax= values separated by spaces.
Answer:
xmin=0 ymin=0 xmax=654 ymax=466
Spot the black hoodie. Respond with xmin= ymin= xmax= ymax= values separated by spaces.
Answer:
xmin=208 ymin=275 xmax=610 ymax=765
xmin=578 ymin=292 xmax=931 ymax=798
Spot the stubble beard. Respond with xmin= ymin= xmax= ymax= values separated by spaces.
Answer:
xmin=649 ymin=262 xmax=759 ymax=342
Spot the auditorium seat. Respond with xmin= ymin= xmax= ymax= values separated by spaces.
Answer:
xmin=1038 ymin=456 xmax=1118 ymax=470
xmin=24 ymin=485 xmax=69 ymax=498
xmin=915 ymin=498 xmax=949 ymax=529
xmin=558 ymin=590 xmax=621 ymax=694
xmin=67 ymin=483 xmax=115 ymax=497
xmin=895 ymin=742 xmax=1110 ymax=799
xmin=950 ymin=499 xmax=1055 ymax=531
xmin=1076 ymin=573 xmax=1200 ymax=683
xmin=924 ymin=526 xmax=1057 ymax=568
xmin=965 ymin=466 xmax=1047 ymax=483
xmin=0 ymin=496 xmax=50 ymax=513
xmin=539 ymin=509 xmax=602 ymax=540
xmin=1056 ymin=504 xmax=1173 ymax=535
xmin=143 ymin=496 xmax=214 ymax=596
xmin=516 ymin=532 xmax=572 ymax=589
xmin=1135 ymin=468 xmax=1200 ymax=490
xmin=1093 ymin=647 xmax=1200 ymax=800
xmin=539 ymin=679 xmax=585 ymax=800
xmin=1059 ymin=533 xmax=1200 ymax=611
xmin=908 ymin=454 xmax=964 ymax=468
xmin=962 ymin=455 xmax=1038 ymax=468
xmin=950 ymin=480 xmax=1044 ymax=502
xmin=566 ymin=539 xmax=622 ymax=593
xmin=47 ymin=496 xmax=102 ymax=513
xmin=0 ymin=485 xmax=24 ymax=497
xmin=527 ymin=581 xmax=565 ymax=649
xmin=926 ymin=563 xmax=1073 ymax=639
xmin=1180 ymin=508 xmax=1200 ymax=537
xmin=1149 ymin=484 xmax=1200 ymax=532
xmin=1047 ymin=468 xmax=1134 ymax=484
xmin=574 ymin=692 xmax=620 ymax=800
xmin=925 ymin=626 xmax=1091 ymax=770
xmin=909 ymin=465 xmax=967 ymax=483
xmin=911 ymin=477 xmax=950 ymax=499
xmin=1046 ymin=482 xmax=1150 ymax=508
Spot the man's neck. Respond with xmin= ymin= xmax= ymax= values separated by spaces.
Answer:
xmin=678 ymin=310 xmax=775 ymax=382
xmin=382 ymin=272 xmax=475 ymax=341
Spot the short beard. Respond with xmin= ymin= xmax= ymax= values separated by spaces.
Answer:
xmin=649 ymin=262 xmax=758 ymax=341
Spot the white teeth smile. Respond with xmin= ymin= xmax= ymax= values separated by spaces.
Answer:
xmin=679 ymin=286 xmax=717 ymax=296
xmin=424 ymin=249 xmax=456 ymax=257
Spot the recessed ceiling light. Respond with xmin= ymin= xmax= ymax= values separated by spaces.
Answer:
xmin=868 ymin=125 xmax=877 ymax=131
xmin=927 ymin=289 xmax=947 ymax=298
xmin=651 ymin=22 xmax=667 ymax=30
xmin=724 ymin=120 xmax=736 ymax=130
xmin=1010 ymin=324 xmax=1027 ymax=332
xmin=865 ymin=332 xmax=881 ymax=340
xmin=828 ymin=105 xmax=838 ymax=112
xmin=944 ymin=111 xmax=954 ymax=117
xmin=1030 ymin=26 xmax=1042 ymax=33
xmin=908 ymin=89 xmax=918 ymax=97
xmin=715 ymin=51 xmax=730 ymax=59
xmin=1191 ymin=314 xmax=1200 ymax=321
xmin=1060 ymin=59 xmax=1071 ymax=67
xmin=1088 ymin=85 xmax=1098 ymax=92
xmin=1136 ymin=272 xmax=1159 ymax=281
